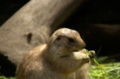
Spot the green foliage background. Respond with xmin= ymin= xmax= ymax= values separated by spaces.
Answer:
xmin=89 ymin=63 xmax=120 ymax=79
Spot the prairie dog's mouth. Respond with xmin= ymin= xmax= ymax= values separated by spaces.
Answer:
xmin=73 ymin=50 xmax=79 ymax=52
xmin=60 ymin=55 xmax=70 ymax=58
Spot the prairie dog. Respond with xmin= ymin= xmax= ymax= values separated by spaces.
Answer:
xmin=16 ymin=28 xmax=93 ymax=79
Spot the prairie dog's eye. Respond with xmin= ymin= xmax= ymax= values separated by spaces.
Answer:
xmin=68 ymin=38 xmax=75 ymax=42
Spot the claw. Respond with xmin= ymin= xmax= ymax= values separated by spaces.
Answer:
xmin=89 ymin=50 xmax=95 ymax=58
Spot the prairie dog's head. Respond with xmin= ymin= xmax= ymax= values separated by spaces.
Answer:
xmin=47 ymin=28 xmax=86 ymax=55
xmin=45 ymin=28 xmax=88 ymax=74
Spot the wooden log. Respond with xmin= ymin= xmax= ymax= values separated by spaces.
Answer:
xmin=0 ymin=0 xmax=84 ymax=75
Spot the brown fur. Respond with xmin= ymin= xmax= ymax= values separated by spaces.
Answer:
xmin=16 ymin=28 xmax=91 ymax=79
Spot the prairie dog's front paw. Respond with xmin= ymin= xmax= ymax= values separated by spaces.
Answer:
xmin=83 ymin=57 xmax=90 ymax=63
xmin=73 ymin=50 xmax=89 ymax=60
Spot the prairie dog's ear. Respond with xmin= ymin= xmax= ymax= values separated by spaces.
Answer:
xmin=56 ymin=35 xmax=63 ymax=41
